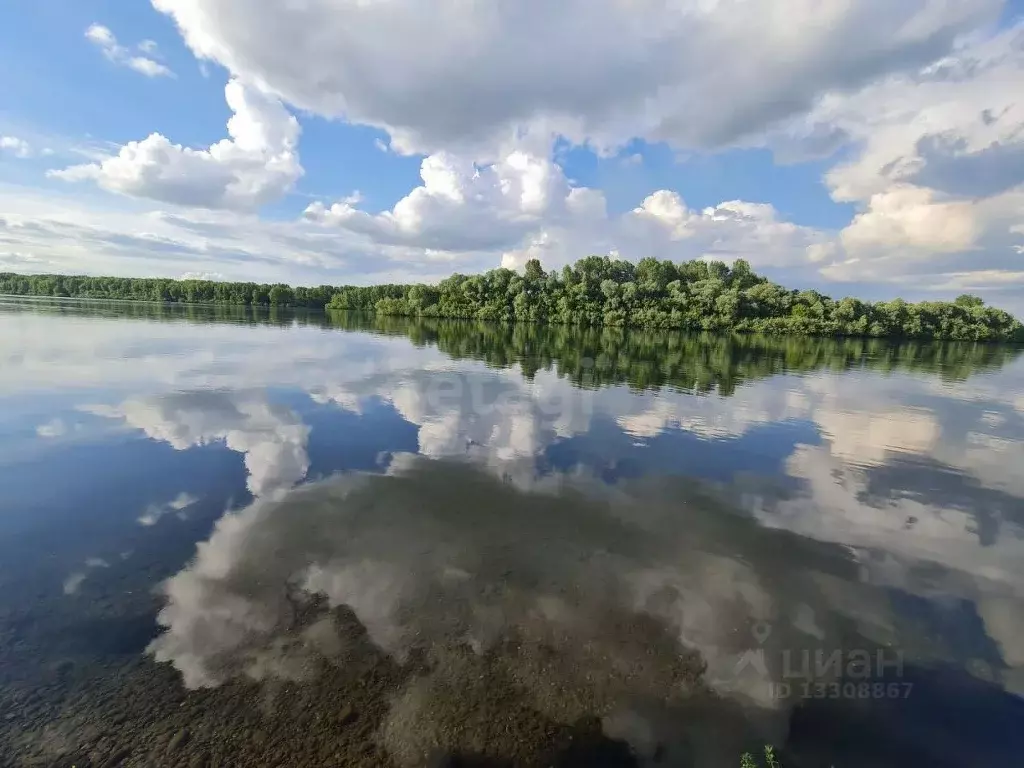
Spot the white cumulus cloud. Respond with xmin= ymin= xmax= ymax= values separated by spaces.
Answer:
xmin=305 ymin=151 xmax=586 ymax=252
xmin=783 ymin=25 xmax=1024 ymax=283
xmin=50 ymin=79 xmax=302 ymax=211
xmin=151 ymin=0 xmax=999 ymax=157
xmin=306 ymin=150 xmax=830 ymax=272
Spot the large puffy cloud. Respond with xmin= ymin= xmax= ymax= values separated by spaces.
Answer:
xmin=307 ymin=154 xmax=831 ymax=273
xmin=152 ymin=0 xmax=999 ymax=156
xmin=785 ymin=25 xmax=1024 ymax=283
xmin=15 ymin=150 xmax=676 ymax=287
xmin=814 ymin=27 xmax=1024 ymax=204
xmin=501 ymin=189 xmax=833 ymax=273
xmin=50 ymin=79 xmax=302 ymax=210
xmin=305 ymin=151 xmax=585 ymax=252
xmin=300 ymin=96 xmax=1016 ymax=289
xmin=839 ymin=185 xmax=981 ymax=255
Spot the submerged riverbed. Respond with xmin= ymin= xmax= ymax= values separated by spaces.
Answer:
xmin=1 ymin=298 xmax=1023 ymax=767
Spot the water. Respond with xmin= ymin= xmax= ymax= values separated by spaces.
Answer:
xmin=1 ymin=297 xmax=1023 ymax=767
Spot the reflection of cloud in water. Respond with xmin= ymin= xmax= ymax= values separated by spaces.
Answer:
xmin=752 ymin=430 xmax=1024 ymax=694
xmin=35 ymin=418 xmax=67 ymax=438
xmin=62 ymin=557 xmax=110 ymax=595
xmin=301 ymin=357 xmax=1024 ymax=700
xmin=151 ymin=454 xmax=985 ymax=764
xmin=0 ymin=314 xmax=448 ymax=397
xmin=62 ymin=573 xmax=86 ymax=596
xmin=83 ymin=391 xmax=309 ymax=498
xmin=138 ymin=492 xmax=199 ymax=526
xmin=616 ymin=388 xmax=810 ymax=441
xmin=816 ymin=407 xmax=939 ymax=465
xmin=326 ymin=369 xmax=596 ymax=487
xmin=71 ymin=341 xmax=1020 ymax=709
xmin=323 ymin=365 xmax=816 ymax=488
xmin=314 ymin=360 xmax=1024 ymax=701
xmin=980 ymin=597 xmax=1024 ymax=682
xmin=148 ymin=460 xmax=796 ymax=714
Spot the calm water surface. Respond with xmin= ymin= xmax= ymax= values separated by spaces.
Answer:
xmin=1 ymin=298 xmax=1023 ymax=767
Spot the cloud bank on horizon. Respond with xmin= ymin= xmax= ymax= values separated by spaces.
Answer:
xmin=1 ymin=0 xmax=1023 ymax=308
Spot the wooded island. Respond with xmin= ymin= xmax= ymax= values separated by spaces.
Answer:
xmin=3 ymin=257 xmax=1022 ymax=341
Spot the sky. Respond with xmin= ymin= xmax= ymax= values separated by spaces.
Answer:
xmin=1 ymin=0 xmax=1024 ymax=310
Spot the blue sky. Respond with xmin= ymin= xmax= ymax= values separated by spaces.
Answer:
xmin=1 ymin=3 xmax=839 ymax=223
xmin=1 ymin=0 xmax=1023 ymax=310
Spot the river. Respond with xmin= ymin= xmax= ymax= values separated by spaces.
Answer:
xmin=1 ymin=297 xmax=1022 ymax=767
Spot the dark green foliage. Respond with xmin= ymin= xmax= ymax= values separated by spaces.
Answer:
xmin=321 ymin=256 xmax=1023 ymax=342
xmin=3 ymin=257 xmax=1022 ymax=341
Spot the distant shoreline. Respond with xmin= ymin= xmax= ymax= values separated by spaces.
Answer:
xmin=0 ymin=293 xmax=330 ymax=313
xmin=3 ymin=257 xmax=1023 ymax=342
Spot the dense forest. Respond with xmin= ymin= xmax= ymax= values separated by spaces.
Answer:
xmin=3 ymin=256 xmax=1023 ymax=341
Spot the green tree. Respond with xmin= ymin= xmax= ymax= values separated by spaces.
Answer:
xmin=955 ymin=294 xmax=985 ymax=308
xmin=524 ymin=258 xmax=546 ymax=282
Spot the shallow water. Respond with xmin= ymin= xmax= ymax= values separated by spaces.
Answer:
xmin=1 ymin=298 xmax=1023 ymax=767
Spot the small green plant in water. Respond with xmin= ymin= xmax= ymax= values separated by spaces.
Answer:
xmin=740 ymin=745 xmax=780 ymax=768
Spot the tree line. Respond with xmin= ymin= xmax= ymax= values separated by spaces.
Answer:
xmin=3 ymin=256 xmax=1022 ymax=341
xmin=0 ymin=273 xmax=338 ymax=309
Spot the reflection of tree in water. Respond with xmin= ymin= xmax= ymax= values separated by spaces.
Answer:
xmin=5 ymin=300 xmax=1020 ymax=389
xmin=330 ymin=314 xmax=1023 ymax=391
